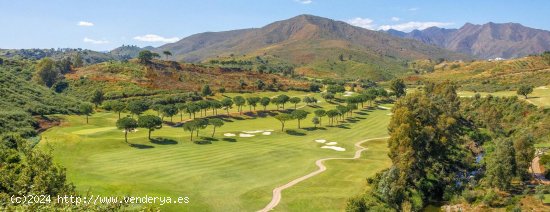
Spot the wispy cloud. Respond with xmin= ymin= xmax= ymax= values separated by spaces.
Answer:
xmin=391 ymin=17 xmax=400 ymax=22
xmin=346 ymin=17 xmax=375 ymax=30
xmin=77 ymin=21 xmax=94 ymax=27
xmin=408 ymin=7 xmax=419 ymax=11
xmin=295 ymin=0 xmax=312 ymax=4
xmin=83 ymin=37 xmax=108 ymax=44
xmin=379 ymin=21 xmax=453 ymax=32
xmin=133 ymin=34 xmax=180 ymax=43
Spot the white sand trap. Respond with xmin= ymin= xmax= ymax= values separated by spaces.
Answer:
xmin=223 ymin=133 xmax=236 ymax=137
xmin=121 ymin=129 xmax=138 ymax=133
xmin=315 ymin=139 xmax=327 ymax=143
xmin=265 ymin=129 xmax=274 ymax=132
xmin=243 ymin=130 xmax=264 ymax=134
xmin=326 ymin=142 xmax=337 ymax=145
xmin=321 ymin=146 xmax=346 ymax=151
xmin=239 ymin=133 xmax=255 ymax=137
xmin=262 ymin=132 xmax=272 ymax=135
xmin=378 ymin=106 xmax=391 ymax=110
xmin=387 ymin=113 xmax=393 ymax=116
xmin=537 ymin=86 xmax=548 ymax=90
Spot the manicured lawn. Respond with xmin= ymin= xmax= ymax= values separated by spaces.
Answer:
xmin=40 ymin=92 xmax=392 ymax=211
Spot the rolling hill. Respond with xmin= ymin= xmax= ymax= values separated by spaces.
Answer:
xmin=155 ymin=14 xmax=469 ymax=80
xmin=387 ymin=22 xmax=550 ymax=59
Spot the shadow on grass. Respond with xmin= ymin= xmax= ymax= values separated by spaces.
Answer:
xmin=193 ymin=140 xmax=212 ymax=145
xmin=285 ymin=129 xmax=306 ymax=136
xmin=202 ymin=137 xmax=219 ymax=142
xmin=222 ymin=138 xmax=237 ymax=142
xmin=150 ymin=137 xmax=178 ymax=145
xmin=336 ymin=124 xmax=351 ymax=129
xmin=307 ymin=105 xmax=322 ymax=108
xmin=355 ymin=111 xmax=368 ymax=115
xmin=129 ymin=143 xmax=155 ymax=149
xmin=303 ymin=127 xmax=327 ymax=131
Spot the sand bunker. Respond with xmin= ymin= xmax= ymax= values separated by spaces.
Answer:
xmin=239 ymin=133 xmax=255 ymax=137
xmin=343 ymin=91 xmax=355 ymax=97
xmin=325 ymin=142 xmax=337 ymax=145
xmin=321 ymin=146 xmax=346 ymax=151
xmin=315 ymin=139 xmax=327 ymax=143
xmin=537 ymin=86 xmax=548 ymax=90
xmin=121 ymin=129 xmax=138 ymax=133
xmin=387 ymin=113 xmax=393 ymax=116
xmin=242 ymin=130 xmax=264 ymax=134
xmin=223 ymin=133 xmax=236 ymax=137
xmin=262 ymin=132 xmax=272 ymax=135
xmin=378 ymin=106 xmax=391 ymax=110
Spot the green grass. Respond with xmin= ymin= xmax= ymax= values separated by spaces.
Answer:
xmin=457 ymin=85 xmax=550 ymax=108
xmin=544 ymin=194 xmax=550 ymax=204
xmin=40 ymin=92 xmax=392 ymax=211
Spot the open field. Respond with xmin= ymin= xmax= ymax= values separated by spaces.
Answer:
xmin=457 ymin=85 xmax=550 ymax=108
xmin=40 ymin=92 xmax=392 ymax=211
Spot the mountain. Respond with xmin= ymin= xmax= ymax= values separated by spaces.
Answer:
xmin=155 ymin=14 xmax=469 ymax=80
xmin=387 ymin=22 xmax=550 ymax=59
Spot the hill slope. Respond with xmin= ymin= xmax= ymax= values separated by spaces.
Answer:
xmin=388 ymin=22 xmax=550 ymax=59
xmin=155 ymin=15 xmax=469 ymax=80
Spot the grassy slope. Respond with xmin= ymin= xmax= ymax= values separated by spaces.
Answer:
xmin=417 ymin=55 xmax=550 ymax=92
xmin=457 ymin=86 xmax=550 ymax=108
xmin=40 ymin=92 xmax=391 ymax=211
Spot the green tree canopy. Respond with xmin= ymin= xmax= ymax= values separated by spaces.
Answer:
xmin=116 ymin=117 xmax=138 ymax=143
xmin=138 ymin=115 xmax=163 ymax=140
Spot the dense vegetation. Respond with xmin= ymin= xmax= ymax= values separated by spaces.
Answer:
xmin=348 ymin=81 xmax=550 ymax=211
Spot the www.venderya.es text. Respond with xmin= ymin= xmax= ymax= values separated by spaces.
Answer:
xmin=11 ymin=194 xmax=190 ymax=206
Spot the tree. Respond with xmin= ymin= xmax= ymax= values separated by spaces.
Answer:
xmin=486 ymin=138 xmax=516 ymax=190
xmin=194 ymin=118 xmax=209 ymax=137
xmin=79 ymin=103 xmax=94 ymax=124
xmin=336 ymin=105 xmax=349 ymax=121
xmin=312 ymin=117 xmax=320 ymax=128
xmin=137 ymin=50 xmax=160 ymax=64
xmin=326 ymin=109 xmax=339 ymax=126
xmin=246 ymin=97 xmax=261 ymax=112
xmin=233 ymin=96 xmax=246 ymax=115
xmin=34 ymin=58 xmax=60 ymax=87
xmin=274 ymin=113 xmax=293 ymax=131
xmin=517 ymin=85 xmax=534 ymax=99
xmin=162 ymin=50 xmax=172 ymax=59
xmin=196 ymin=100 xmax=210 ymax=116
xmin=117 ymin=117 xmax=138 ymax=143
xmin=127 ymin=100 xmax=149 ymax=117
xmin=322 ymin=92 xmax=335 ymax=103
xmin=186 ymin=102 xmax=200 ymax=119
xmin=513 ymin=134 xmax=535 ymax=180
xmin=176 ymin=103 xmax=187 ymax=121
xmin=209 ymin=118 xmax=224 ymax=137
xmin=221 ymin=98 xmax=234 ymax=115
xmin=327 ymin=85 xmax=345 ymax=94
xmin=161 ymin=104 xmax=179 ymax=122
xmin=151 ymin=103 xmax=163 ymax=116
xmin=201 ymin=84 xmax=213 ymax=97
xmin=239 ymin=79 xmax=248 ymax=90
xmin=291 ymin=110 xmax=308 ymax=129
xmin=138 ymin=115 xmax=163 ymax=140
xmin=73 ymin=53 xmax=84 ymax=67
xmin=260 ymin=97 xmax=271 ymax=111
xmin=390 ymin=79 xmax=406 ymax=98
xmin=277 ymin=94 xmax=290 ymax=110
xmin=314 ymin=109 xmax=326 ymax=126
xmin=289 ymin=97 xmax=301 ymax=109
xmin=90 ymin=89 xmax=104 ymax=108
xmin=110 ymin=101 xmax=126 ymax=119
xmin=182 ymin=120 xmax=198 ymax=141
xmin=209 ymin=100 xmax=222 ymax=115
xmin=256 ymin=80 xmax=265 ymax=90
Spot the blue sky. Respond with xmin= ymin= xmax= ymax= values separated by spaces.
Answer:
xmin=1 ymin=0 xmax=549 ymax=51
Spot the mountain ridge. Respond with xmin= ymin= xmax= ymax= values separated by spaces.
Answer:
xmin=386 ymin=22 xmax=550 ymax=59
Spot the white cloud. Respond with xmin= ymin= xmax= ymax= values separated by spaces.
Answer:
xmin=391 ymin=17 xmax=400 ymax=22
xmin=83 ymin=37 xmax=109 ymax=44
xmin=346 ymin=17 xmax=376 ymax=30
xmin=379 ymin=21 xmax=453 ymax=32
xmin=133 ymin=34 xmax=180 ymax=43
xmin=408 ymin=7 xmax=419 ymax=11
xmin=295 ymin=0 xmax=312 ymax=4
xmin=78 ymin=21 xmax=94 ymax=27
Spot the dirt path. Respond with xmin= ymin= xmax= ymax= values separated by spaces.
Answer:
xmin=258 ymin=136 xmax=390 ymax=212
xmin=532 ymin=156 xmax=550 ymax=185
